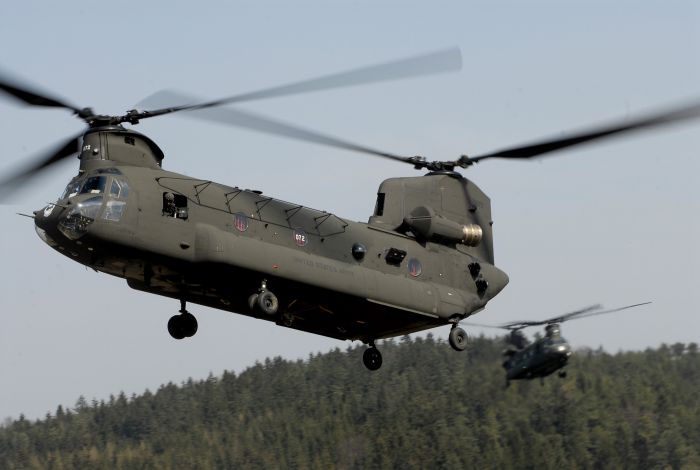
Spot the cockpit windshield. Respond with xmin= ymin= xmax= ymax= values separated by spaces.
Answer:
xmin=80 ymin=176 xmax=107 ymax=195
xmin=60 ymin=172 xmax=130 ymax=201
xmin=61 ymin=177 xmax=82 ymax=200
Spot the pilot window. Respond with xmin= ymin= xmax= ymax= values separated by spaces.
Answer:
xmin=80 ymin=176 xmax=107 ymax=195
xmin=162 ymin=192 xmax=188 ymax=220
xmin=103 ymin=177 xmax=131 ymax=222
xmin=109 ymin=178 xmax=130 ymax=199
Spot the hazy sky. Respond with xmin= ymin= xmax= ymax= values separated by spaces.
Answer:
xmin=1 ymin=1 xmax=698 ymax=420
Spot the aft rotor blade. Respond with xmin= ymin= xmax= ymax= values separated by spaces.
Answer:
xmin=501 ymin=304 xmax=602 ymax=329
xmin=469 ymin=101 xmax=700 ymax=163
xmin=136 ymin=47 xmax=462 ymax=117
xmin=0 ymin=132 xmax=82 ymax=200
xmin=0 ymin=70 xmax=82 ymax=113
xmin=553 ymin=301 xmax=652 ymax=324
xmin=462 ymin=322 xmax=510 ymax=330
xmin=147 ymin=90 xmax=412 ymax=163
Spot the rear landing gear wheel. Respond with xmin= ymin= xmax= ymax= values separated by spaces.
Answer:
xmin=248 ymin=293 xmax=259 ymax=311
xmin=449 ymin=326 xmax=469 ymax=351
xmin=257 ymin=290 xmax=279 ymax=315
xmin=248 ymin=279 xmax=279 ymax=315
xmin=363 ymin=347 xmax=382 ymax=371
xmin=558 ymin=370 xmax=567 ymax=379
xmin=168 ymin=300 xmax=199 ymax=339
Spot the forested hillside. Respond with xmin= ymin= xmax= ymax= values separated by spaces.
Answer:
xmin=1 ymin=336 xmax=699 ymax=469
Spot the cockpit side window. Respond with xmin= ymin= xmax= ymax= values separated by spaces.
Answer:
xmin=109 ymin=177 xmax=130 ymax=199
xmin=110 ymin=180 xmax=120 ymax=197
xmin=102 ymin=176 xmax=131 ymax=222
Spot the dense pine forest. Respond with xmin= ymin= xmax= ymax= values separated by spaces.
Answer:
xmin=1 ymin=335 xmax=699 ymax=469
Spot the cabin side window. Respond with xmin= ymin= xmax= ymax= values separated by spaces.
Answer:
xmin=374 ymin=192 xmax=386 ymax=216
xmin=162 ymin=192 xmax=188 ymax=220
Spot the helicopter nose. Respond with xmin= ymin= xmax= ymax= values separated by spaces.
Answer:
xmin=33 ymin=205 xmax=51 ymax=231
xmin=34 ymin=204 xmax=61 ymax=247
xmin=479 ymin=263 xmax=509 ymax=299
xmin=552 ymin=343 xmax=572 ymax=357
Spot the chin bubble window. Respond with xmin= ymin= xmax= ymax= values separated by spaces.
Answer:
xmin=58 ymin=196 xmax=104 ymax=240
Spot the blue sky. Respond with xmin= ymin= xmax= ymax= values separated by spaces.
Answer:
xmin=0 ymin=1 xmax=698 ymax=420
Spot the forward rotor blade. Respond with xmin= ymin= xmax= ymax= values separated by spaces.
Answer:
xmin=136 ymin=47 xmax=462 ymax=117
xmin=0 ymin=132 xmax=82 ymax=200
xmin=0 ymin=70 xmax=82 ymax=113
xmin=469 ymin=101 xmax=700 ymax=163
xmin=147 ymin=90 xmax=412 ymax=163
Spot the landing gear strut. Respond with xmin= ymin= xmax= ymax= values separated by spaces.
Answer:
xmin=363 ymin=342 xmax=382 ymax=371
xmin=248 ymin=279 xmax=279 ymax=315
xmin=167 ymin=299 xmax=198 ymax=340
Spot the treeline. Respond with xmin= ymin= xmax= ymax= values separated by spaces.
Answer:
xmin=1 ymin=336 xmax=699 ymax=469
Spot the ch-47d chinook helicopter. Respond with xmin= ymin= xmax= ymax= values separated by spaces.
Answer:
xmin=1 ymin=48 xmax=699 ymax=371
xmin=467 ymin=302 xmax=651 ymax=386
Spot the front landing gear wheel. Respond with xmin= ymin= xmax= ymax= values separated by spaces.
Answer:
xmin=168 ymin=315 xmax=186 ymax=340
xmin=448 ymin=326 xmax=469 ymax=351
xmin=558 ymin=370 xmax=567 ymax=379
xmin=363 ymin=347 xmax=382 ymax=371
xmin=180 ymin=312 xmax=198 ymax=337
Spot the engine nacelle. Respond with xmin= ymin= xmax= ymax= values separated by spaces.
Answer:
xmin=404 ymin=205 xmax=483 ymax=246
xmin=368 ymin=173 xmax=494 ymax=262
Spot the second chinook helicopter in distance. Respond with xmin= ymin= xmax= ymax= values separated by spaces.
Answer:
xmin=1 ymin=48 xmax=699 ymax=370
xmin=467 ymin=302 xmax=651 ymax=386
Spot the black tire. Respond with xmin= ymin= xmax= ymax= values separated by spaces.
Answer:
xmin=248 ymin=293 xmax=259 ymax=311
xmin=257 ymin=290 xmax=279 ymax=315
xmin=449 ymin=326 xmax=469 ymax=351
xmin=167 ymin=315 xmax=186 ymax=340
xmin=363 ymin=347 xmax=382 ymax=371
xmin=181 ymin=312 xmax=198 ymax=337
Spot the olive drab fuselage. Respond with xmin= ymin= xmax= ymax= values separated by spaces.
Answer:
xmin=502 ymin=331 xmax=573 ymax=382
xmin=33 ymin=127 xmax=509 ymax=342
